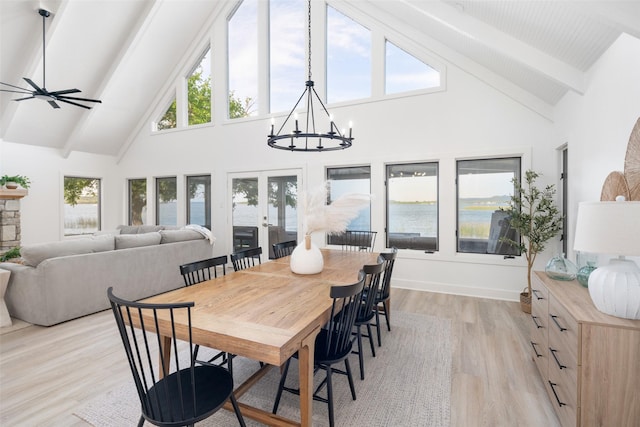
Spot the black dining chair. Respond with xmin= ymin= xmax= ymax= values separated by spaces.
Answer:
xmin=179 ymin=255 xmax=228 ymax=286
xmin=338 ymin=230 xmax=377 ymax=252
xmin=372 ymin=248 xmax=398 ymax=347
xmin=179 ymin=255 xmax=234 ymax=374
xmin=272 ymin=240 xmax=297 ymax=259
xmin=352 ymin=261 xmax=384 ymax=380
xmin=231 ymin=246 xmax=262 ymax=271
xmin=107 ymin=287 xmax=246 ymax=427
xmin=272 ymin=272 xmax=365 ymax=427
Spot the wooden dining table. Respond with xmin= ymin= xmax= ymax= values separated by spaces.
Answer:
xmin=140 ymin=248 xmax=380 ymax=427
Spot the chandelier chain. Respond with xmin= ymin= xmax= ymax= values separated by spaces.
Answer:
xmin=266 ymin=0 xmax=353 ymax=152
xmin=307 ymin=0 xmax=312 ymax=81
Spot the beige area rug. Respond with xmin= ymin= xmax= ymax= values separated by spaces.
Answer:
xmin=74 ymin=311 xmax=451 ymax=426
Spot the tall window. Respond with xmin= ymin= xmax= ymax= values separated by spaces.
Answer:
xmin=63 ymin=176 xmax=101 ymax=236
xmin=326 ymin=166 xmax=371 ymax=243
xmin=386 ymin=40 xmax=440 ymax=94
xmin=187 ymin=175 xmax=211 ymax=229
xmin=228 ymin=0 xmax=257 ymax=118
xmin=128 ymin=178 xmax=147 ymax=226
xmin=327 ymin=5 xmax=371 ymax=103
xmin=269 ymin=0 xmax=305 ymax=113
xmin=457 ymin=158 xmax=520 ymax=255
xmin=386 ymin=162 xmax=438 ymax=251
xmin=156 ymin=177 xmax=177 ymax=226
xmin=188 ymin=48 xmax=211 ymax=126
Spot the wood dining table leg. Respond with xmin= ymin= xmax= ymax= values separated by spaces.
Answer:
xmin=299 ymin=329 xmax=318 ymax=427
xmin=159 ymin=335 xmax=172 ymax=379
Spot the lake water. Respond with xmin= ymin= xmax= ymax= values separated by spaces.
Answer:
xmin=65 ymin=199 xmax=508 ymax=237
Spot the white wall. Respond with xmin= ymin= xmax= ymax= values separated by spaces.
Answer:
xmin=5 ymin=33 xmax=638 ymax=303
xmin=0 ymin=142 xmax=119 ymax=244
xmin=555 ymin=33 xmax=640 ymax=264
xmin=117 ymin=59 xmax=555 ymax=301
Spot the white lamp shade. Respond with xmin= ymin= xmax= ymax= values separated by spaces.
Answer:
xmin=573 ymin=201 xmax=640 ymax=256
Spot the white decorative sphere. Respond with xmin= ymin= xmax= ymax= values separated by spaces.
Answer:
xmin=588 ymin=259 xmax=640 ymax=320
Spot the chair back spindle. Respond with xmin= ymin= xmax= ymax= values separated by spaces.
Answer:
xmin=272 ymin=240 xmax=297 ymax=259
xmin=231 ymin=247 xmax=262 ymax=271
xmin=180 ymin=255 xmax=228 ymax=287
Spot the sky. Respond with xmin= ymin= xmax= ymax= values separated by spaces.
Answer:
xmin=225 ymin=0 xmax=439 ymax=117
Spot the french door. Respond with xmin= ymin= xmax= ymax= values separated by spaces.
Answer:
xmin=229 ymin=169 xmax=301 ymax=259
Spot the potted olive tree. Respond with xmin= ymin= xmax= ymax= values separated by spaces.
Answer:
xmin=501 ymin=170 xmax=563 ymax=313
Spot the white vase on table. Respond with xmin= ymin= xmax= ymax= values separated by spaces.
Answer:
xmin=290 ymin=234 xmax=324 ymax=275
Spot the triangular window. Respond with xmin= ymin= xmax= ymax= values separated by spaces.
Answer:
xmin=385 ymin=41 xmax=440 ymax=94
xmin=157 ymin=98 xmax=176 ymax=131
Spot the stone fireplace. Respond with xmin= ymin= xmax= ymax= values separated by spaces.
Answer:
xmin=0 ymin=189 xmax=27 ymax=254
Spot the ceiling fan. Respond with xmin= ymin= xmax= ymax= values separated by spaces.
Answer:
xmin=0 ymin=8 xmax=102 ymax=110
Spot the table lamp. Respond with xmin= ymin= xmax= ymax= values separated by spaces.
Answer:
xmin=573 ymin=200 xmax=640 ymax=319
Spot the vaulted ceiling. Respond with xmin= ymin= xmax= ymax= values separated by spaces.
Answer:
xmin=1 ymin=0 xmax=639 ymax=158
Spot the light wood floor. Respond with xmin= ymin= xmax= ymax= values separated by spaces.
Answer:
xmin=0 ymin=288 xmax=560 ymax=426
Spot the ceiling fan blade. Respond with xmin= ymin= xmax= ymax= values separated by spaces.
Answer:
xmin=55 ymin=97 xmax=92 ymax=109
xmin=23 ymin=77 xmax=45 ymax=93
xmin=0 ymin=88 xmax=33 ymax=95
xmin=14 ymin=95 xmax=35 ymax=101
xmin=48 ymin=100 xmax=61 ymax=109
xmin=57 ymin=95 xmax=102 ymax=104
xmin=1 ymin=81 xmax=32 ymax=92
xmin=49 ymin=88 xmax=81 ymax=96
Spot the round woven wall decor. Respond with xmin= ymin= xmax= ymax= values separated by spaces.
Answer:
xmin=600 ymin=171 xmax=630 ymax=201
xmin=624 ymin=117 xmax=640 ymax=201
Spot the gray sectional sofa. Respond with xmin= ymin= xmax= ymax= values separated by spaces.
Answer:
xmin=0 ymin=226 xmax=214 ymax=326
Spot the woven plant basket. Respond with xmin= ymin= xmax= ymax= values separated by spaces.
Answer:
xmin=520 ymin=288 xmax=531 ymax=314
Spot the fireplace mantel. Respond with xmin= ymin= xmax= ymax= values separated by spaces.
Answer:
xmin=0 ymin=189 xmax=28 ymax=200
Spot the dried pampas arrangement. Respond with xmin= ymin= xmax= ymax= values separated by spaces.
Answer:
xmin=301 ymin=181 xmax=372 ymax=236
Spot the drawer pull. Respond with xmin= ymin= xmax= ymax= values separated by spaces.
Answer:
xmin=550 ymin=314 xmax=567 ymax=332
xmin=550 ymin=348 xmax=566 ymax=369
xmin=548 ymin=381 xmax=567 ymax=407
xmin=531 ymin=315 xmax=543 ymax=329
xmin=531 ymin=341 xmax=543 ymax=358
xmin=532 ymin=289 xmax=544 ymax=300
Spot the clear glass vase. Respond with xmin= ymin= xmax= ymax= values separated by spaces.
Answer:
xmin=577 ymin=262 xmax=597 ymax=287
xmin=545 ymin=253 xmax=578 ymax=281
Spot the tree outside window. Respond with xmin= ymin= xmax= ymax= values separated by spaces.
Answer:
xmin=64 ymin=177 xmax=101 ymax=236
xmin=128 ymin=178 xmax=147 ymax=226
xmin=156 ymin=177 xmax=177 ymax=226
xmin=187 ymin=175 xmax=211 ymax=229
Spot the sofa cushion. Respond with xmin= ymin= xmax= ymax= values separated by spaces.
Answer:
xmin=159 ymin=229 xmax=203 ymax=244
xmin=117 ymin=225 xmax=164 ymax=234
xmin=115 ymin=232 xmax=162 ymax=249
xmin=21 ymin=235 xmax=115 ymax=267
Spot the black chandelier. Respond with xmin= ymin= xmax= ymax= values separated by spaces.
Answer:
xmin=267 ymin=0 xmax=353 ymax=152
